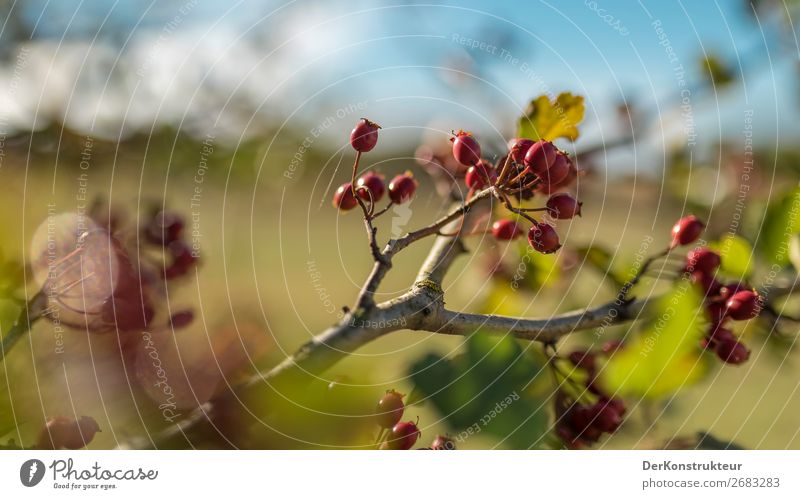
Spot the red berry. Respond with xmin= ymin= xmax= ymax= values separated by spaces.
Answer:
xmin=508 ymin=138 xmax=534 ymax=164
xmin=719 ymin=282 xmax=747 ymax=300
xmin=567 ymin=350 xmax=595 ymax=370
xmin=170 ymin=310 xmax=194 ymax=329
xmin=37 ymin=416 xmax=101 ymax=450
xmin=725 ymin=290 xmax=761 ymax=320
xmin=431 ymin=435 xmax=456 ymax=450
xmin=332 ymin=182 xmax=358 ymax=210
xmin=592 ymin=401 xmax=623 ymax=433
xmin=165 ymin=240 xmax=198 ymax=279
xmin=356 ymin=172 xmax=386 ymax=202
xmin=686 ymin=247 xmax=721 ymax=275
xmin=491 ymin=219 xmax=522 ymax=241
xmin=523 ymin=140 xmax=558 ymax=175
xmin=707 ymin=323 xmax=736 ymax=344
xmin=465 ymin=160 xmax=497 ymax=189
xmin=528 ymin=223 xmax=561 ymax=254
xmin=539 ymin=153 xmax=571 ymax=186
xmin=385 ymin=421 xmax=421 ymax=450
xmin=716 ymin=338 xmax=750 ymax=364
xmin=145 ymin=210 xmax=185 ymax=246
xmin=451 ymin=131 xmax=481 ymax=166
xmin=388 ymin=172 xmax=418 ymax=204
xmin=376 ymin=390 xmax=405 ymax=429
xmin=546 ymin=193 xmax=582 ymax=219
xmin=691 ymin=271 xmax=722 ymax=296
xmin=350 ymin=118 xmax=380 ymax=152
xmin=706 ymin=301 xmax=728 ymax=323
xmin=670 ymin=215 xmax=705 ymax=247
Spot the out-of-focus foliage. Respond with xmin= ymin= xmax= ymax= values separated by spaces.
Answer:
xmin=600 ymin=284 xmax=709 ymax=399
xmin=409 ymin=332 xmax=548 ymax=449
xmin=709 ymin=234 xmax=754 ymax=280
xmin=758 ymin=187 xmax=800 ymax=266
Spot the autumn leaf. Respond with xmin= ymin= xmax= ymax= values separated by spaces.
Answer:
xmin=517 ymin=92 xmax=585 ymax=142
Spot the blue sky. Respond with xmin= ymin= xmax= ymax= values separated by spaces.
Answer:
xmin=2 ymin=0 xmax=795 ymax=168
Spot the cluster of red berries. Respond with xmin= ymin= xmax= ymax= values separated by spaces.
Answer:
xmin=555 ymin=343 xmax=626 ymax=449
xmin=333 ymin=119 xmax=418 ymax=211
xmin=143 ymin=209 xmax=198 ymax=279
xmin=670 ymin=216 xmax=760 ymax=365
xmin=36 ymin=416 xmax=101 ymax=450
xmin=374 ymin=390 xmax=454 ymax=450
xmin=450 ymin=131 xmax=582 ymax=254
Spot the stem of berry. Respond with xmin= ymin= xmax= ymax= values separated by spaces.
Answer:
xmin=0 ymin=291 xmax=47 ymax=362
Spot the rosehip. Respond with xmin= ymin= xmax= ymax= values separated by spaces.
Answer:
xmin=451 ymin=131 xmax=481 ymax=166
xmin=145 ymin=210 xmax=185 ymax=246
xmin=350 ymin=118 xmax=380 ymax=152
xmin=523 ymin=140 xmax=558 ymax=175
xmin=385 ymin=421 xmax=421 ymax=450
xmin=37 ymin=416 xmax=101 ymax=450
xmin=388 ymin=172 xmax=418 ymax=204
xmin=165 ymin=239 xmax=197 ymax=279
xmin=431 ymin=435 xmax=456 ymax=450
xmin=567 ymin=350 xmax=595 ymax=370
xmin=465 ymin=160 xmax=497 ymax=189
xmin=528 ymin=223 xmax=561 ymax=254
xmin=691 ymin=271 xmax=722 ymax=296
xmin=546 ymin=193 xmax=582 ymax=219
xmin=706 ymin=301 xmax=728 ymax=324
xmin=508 ymin=138 xmax=534 ymax=164
xmin=376 ymin=390 xmax=405 ymax=429
xmin=538 ymin=153 xmax=571 ymax=186
xmin=707 ymin=323 xmax=736 ymax=344
xmin=170 ymin=310 xmax=194 ymax=329
xmin=332 ymin=182 xmax=358 ymax=210
xmin=491 ymin=219 xmax=522 ymax=241
xmin=592 ymin=402 xmax=623 ymax=433
xmin=686 ymin=248 xmax=721 ymax=275
xmin=356 ymin=172 xmax=385 ymax=202
xmin=725 ymin=290 xmax=761 ymax=320
xmin=716 ymin=338 xmax=750 ymax=364
xmin=670 ymin=215 xmax=704 ymax=247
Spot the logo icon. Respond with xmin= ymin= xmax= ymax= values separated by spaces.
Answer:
xmin=20 ymin=459 xmax=45 ymax=487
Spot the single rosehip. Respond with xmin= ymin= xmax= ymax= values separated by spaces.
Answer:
xmin=376 ymin=390 xmax=405 ymax=429
xmin=431 ymin=435 xmax=456 ymax=450
xmin=686 ymin=248 xmax=721 ymax=275
xmin=465 ymin=160 xmax=497 ymax=189
xmin=523 ymin=140 xmax=558 ymax=175
xmin=705 ymin=301 xmax=728 ymax=324
xmin=719 ymin=282 xmax=747 ymax=300
xmin=333 ymin=182 xmax=359 ymax=210
xmin=725 ymin=290 xmax=761 ymax=320
xmin=715 ymin=338 xmax=750 ymax=364
xmin=451 ymin=131 xmax=482 ymax=166
xmin=707 ymin=323 xmax=736 ymax=344
xmin=546 ymin=193 xmax=582 ymax=219
xmin=508 ymin=138 xmax=535 ymax=164
xmin=169 ymin=310 xmax=194 ymax=329
xmin=350 ymin=118 xmax=380 ymax=152
xmin=528 ymin=223 xmax=561 ymax=254
xmin=670 ymin=215 xmax=704 ymax=247
xmin=567 ymin=350 xmax=595 ymax=371
xmin=356 ymin=172 xmax=386 ymax=202
xmin=385 ymin=421 xmax=421 ymax=450
xmin=538 ymin=153 xmax=571 ymax=187
xmin=592 ymin=401 xmax=623 ymax=433
xmin=37 ymin=416 xmax=101 ymax=450
xmin=165 ymin=240 xmax=198 ymax=279
xmin=691 ymin=271 xmax=722 ymax=296
xmin=144 ymin=210 xmax=185 ymax=246
xmin=388 ymin=172 xmax=418 ymax=204
xmin=491 ymin=219 xmax=522 ymax=241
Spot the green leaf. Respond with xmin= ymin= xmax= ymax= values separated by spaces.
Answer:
xmin=709 ymin=234 xmax=754 ymax=279
xmin=600 ymin=283 xmax=709 ymax=399
xmin=699 ymin=53 xmax=734 ymax=87
xmin=409 ymin=333 xmax=548 ymax=449
xmin=517 ymin=92 xmax=585 ymax=142
xmin=758 ymin=187 xmax=800 ymax=266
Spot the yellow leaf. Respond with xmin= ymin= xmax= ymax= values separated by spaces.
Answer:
xmin=517 ymin=92 xmax=585 ymax=142
xmin=709 ymin=234 xmax=753 ymax=279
